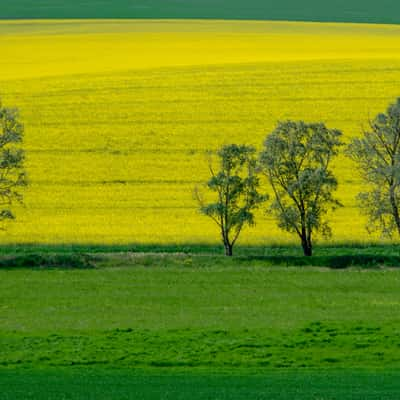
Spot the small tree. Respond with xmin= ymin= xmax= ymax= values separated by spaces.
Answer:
xmin=347 ymin=98 xmax=400 ymax=237
xmin=0 ymin=100 xmax=26 ymax=227
xmin=195 ymin=144 xmax=267 ymax=256
xmin=260 ymin=121 xmax=343 ymax=256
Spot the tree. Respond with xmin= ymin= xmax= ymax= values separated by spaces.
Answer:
xmin=0 ymin=100 xmax=27 ymax=227
xmin=195 ymin=144 xmax=267 ymax=256
xmin=347 ymin=98 xmax=400 ymax=237
xmin=259 ymin=121 xmax=343 ymax=256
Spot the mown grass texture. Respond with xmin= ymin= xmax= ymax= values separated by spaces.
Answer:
xmin=1 ymin=262 xmax=400 ymax=368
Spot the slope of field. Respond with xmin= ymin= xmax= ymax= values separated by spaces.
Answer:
xmin=1 ymin=264 xmax=400 ymax=368
xmin=4 ymin=260 xmax=400 ymax=333
xmin=1 ymin=0 xmax=400 ymax=25
xmin=1 ymin=20 xmax=400 ymax=245
xmin=1 ymin=263 xmax=400 ymax=399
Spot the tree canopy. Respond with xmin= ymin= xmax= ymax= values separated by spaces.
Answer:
xmin=347 ymin=98 xmax=400 ymax=237
xmin=260 ymin=121 xmax=343 ymax=256
xmin=195 ymin=144 xmax=267 ymax=256
xmin=0 ymin=100 xmax=27 ymax=226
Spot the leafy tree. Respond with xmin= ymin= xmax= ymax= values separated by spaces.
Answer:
xmin=259 ymin=121 xmax=343 ymax=256
xmin=195 ymin=144 xmax=267 ymax=256
xmin=0 ymin=100 xmax=27 ymax=227
xmin=347 ymin=98 xmax=400 ymax=237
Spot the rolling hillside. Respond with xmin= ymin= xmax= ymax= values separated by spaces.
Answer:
xmin=1 ymin=20 xmax=400 ymax=244
xmin=0 ymin=0 xmax=399 ymax=24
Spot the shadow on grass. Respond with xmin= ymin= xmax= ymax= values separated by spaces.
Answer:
xmin=236 ymin=254 xmax=400 ymax=269
xmin=0 ymin=242 xmax=398 ymax=255
xmin=0 ymin=253 xmax=399 ymax=270
xmin=0 ymin=253 xmax=95 ymax=269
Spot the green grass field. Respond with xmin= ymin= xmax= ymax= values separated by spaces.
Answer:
xmin=1 ymin=257 xmax=400 ymax=398
xmin=1 ymin=0 xmax=400 ymax=24
xmin=2 ymin=369 xmax=400 ymax=400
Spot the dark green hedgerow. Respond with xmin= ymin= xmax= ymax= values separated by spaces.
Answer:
xmin=0 ymin=253 xmax=95 ymax=269
xmin=1 ymin=244 xmax=400 ymax=269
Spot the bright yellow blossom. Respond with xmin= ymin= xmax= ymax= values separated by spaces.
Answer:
xmin=1 ymin=19 xmax=400 ymax=244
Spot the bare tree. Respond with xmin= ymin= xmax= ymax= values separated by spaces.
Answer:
xmin=260 ymin=121 xmax=343 ymax=256
xmin=0 ymin=100 xmax=27 ymax=227
xmin=347 ymin=98 xmax=400 ymax=237
xmin=195 ymin=144 xmax=267 ymax=256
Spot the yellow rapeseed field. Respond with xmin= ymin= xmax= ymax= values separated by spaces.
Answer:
xmin=1 ymin=19 xmax=400 ymax=245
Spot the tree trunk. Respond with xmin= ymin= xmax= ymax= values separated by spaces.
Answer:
xmin=390 ymin=187 xmax=400 ymax=235
xmin=300 ymin=221 xmax=312 ymax=256
xmin=301 ymin=236 xmax=312 ymax=256
xmin=224 ymin=243 xmax=233 ymax=256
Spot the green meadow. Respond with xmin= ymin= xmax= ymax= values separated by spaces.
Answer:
xmin=1 ymin=252 xmax=400 ymax=398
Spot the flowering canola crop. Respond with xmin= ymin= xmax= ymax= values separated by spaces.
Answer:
xmin=1 ymin=19 xmax=400 ymax=244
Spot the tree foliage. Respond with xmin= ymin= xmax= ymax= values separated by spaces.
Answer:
xmin=195 ymin=144 xmax=267 ymax=256
xmin=0 ymin=100 xmax=27 ymax=226
xmin=260 ymin=121 xmax=343 ymax=256
xmin=347 ymin=98 xmax=400 ymax=237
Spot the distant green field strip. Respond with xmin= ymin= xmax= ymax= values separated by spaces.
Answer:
xmin=2 ymin=369 xmax=400 ymax=400
xmin=1 ymin=0 xmax=400 ymax=24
